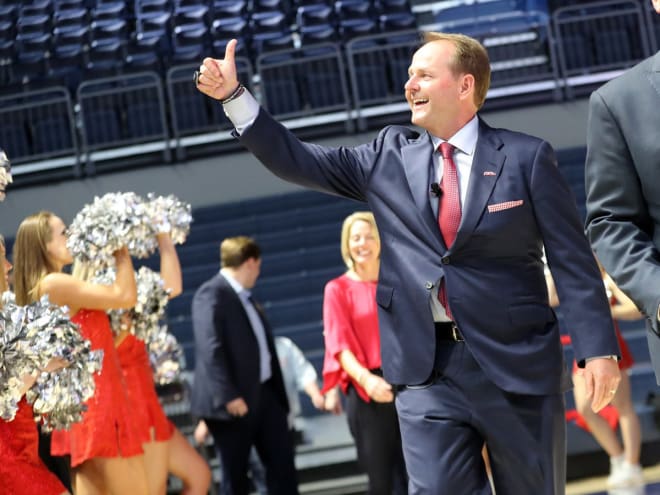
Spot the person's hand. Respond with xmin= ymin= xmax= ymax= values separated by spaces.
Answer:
xmin=193 ymin=420 xmax=209 ymax=446
xmin=44 ymin=357 xmax=70 ymax=373
xmin=362 ymin=373 xmax=394 ymax=403
xmin=113 ymin=246 xmax=130 ymax=260
xmin=196 ymin=39 xmax=239 ymax=101
xmin=323 ymin=389 xmax=343 ymax=415
xmin=311 ymin=392 xmax=325 ymax=410
xmin=580 ymin=357 xmax=621 ymax=412
xmin=226 ymin=397 xmax=248 ymax=417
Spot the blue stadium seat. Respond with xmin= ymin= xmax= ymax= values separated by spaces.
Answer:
xmin=49 ymin=44 xmax=85 ymax=91
xmin=0 ymin=5 xmax=18 ymax=24
xmin=136 ymin=0 xmax=172 ymax=16
xmin=211 ymin=16 xmax=250 ymax=41
xmin=275 ymin=321 xmax=324 ymax=353
xmin=53 ymin=7 xmax=88 ymax=30
xmin=32 ymin=117 xmax=74 ymax=154
xmin=253 ymin=0 xmax=289 ymax=14
xmin=251 ymin=10 xmax=289 ymax=33
xmin=297 ymin=3 xmax=336 ymax=27
xmin=211 ymin=0 xmax=248 ymax=18
xmin=137 ymin=12 xmax=172 ymax=37
xmin=335 ymin=0 xmax=374 ymax=21
xmin=15 ymin=49 xmax=50 ymax=84
xmin=16 ymin=31 xmax=52 ymax=55
xmin=338 ymin=17 xmax=378 ymax=41
xmin=125 ymin=32 xmax=166 ymax=73
xmin=299 ymin=24 xmax=338 ymax=46
xmin=252 ymin=31 xmax=295 ymax=55
xmin=434 ymin=3 xmax=476 ymax=23
xmin=86 ymin=37 xmax=125 ymax=77
xmin=20 ymin=0 xmax=53 ymax=18
xmin=173 ymin=4 xmax=210 ymax=26
xmin=377 ymin=0 xmax=411 ymax=14
xmin=476 ymin=0 xmax=520 ymax=17
xmin=378 ymin=11 xmax=415 ymax=32
xmin=93 ymin=1 xmax=128 ymax=21
xmin=54 ymin=0 xmax=87 ymax=11
xmin=16 ymin=14 xmax=51 ymax=37
xmin=90 ymin=18 xmax=128 ymax=42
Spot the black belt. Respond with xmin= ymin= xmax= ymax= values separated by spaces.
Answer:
xmin=434 ymin=321 xmax=464 ymax=342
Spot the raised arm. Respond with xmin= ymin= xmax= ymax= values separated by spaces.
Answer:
xmin=157 ymin=233 xmax=182 ymax=298
xmin=40 ymin=247 xmax=137 ymax=311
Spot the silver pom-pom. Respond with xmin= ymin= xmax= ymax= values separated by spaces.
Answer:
xmin=0 ymin=149 xmax=12 ymax=201
xmin=108 ymin=267 xmax=169 ymax=341
xmin=0 ymin=294 xmax=103 ymax=428
xmin=146 ymin=194 xmax=193 ymax=244
xmin=148 ymin=325 xmax=185 ymax=385
xmin=67 ymin=192 xmax=156 ymax=269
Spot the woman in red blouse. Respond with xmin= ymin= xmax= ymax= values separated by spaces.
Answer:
xmin=321 ymin=211 xmax=407 ymax=494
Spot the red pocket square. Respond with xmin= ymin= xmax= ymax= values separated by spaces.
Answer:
xmin=483 ymin=171 xmax=496 ymax=176
xmin=488 ymin=200 xmax=524 ymax=213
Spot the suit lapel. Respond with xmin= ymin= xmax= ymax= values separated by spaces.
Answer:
xmin=453 ymin=120 xmax=505 ymax=251
xmin=401 ymin=134 xmax=445 ymax=247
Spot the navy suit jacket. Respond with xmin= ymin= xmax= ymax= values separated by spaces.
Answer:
xmin=585 ymin=52 xmax=660 ymax=380
xmin=237 ymin=110 xmax=619 ymax=395
xmin=190 ymin=272 xmax=289 ymax=419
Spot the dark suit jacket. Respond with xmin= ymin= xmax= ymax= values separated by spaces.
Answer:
xmin=190 ymin=272 xmax=289 ymax=419
xmin=237 ymin=110 xmax=619 ymax=394
xmin=585 ymin=51 xmax=660 ymax=378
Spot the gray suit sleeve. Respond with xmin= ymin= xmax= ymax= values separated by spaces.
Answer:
xmin=585 ymin=90 xmax=660 ymax=331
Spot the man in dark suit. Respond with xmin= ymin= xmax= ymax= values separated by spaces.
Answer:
xmin=190 ymin=236 xmax=298 ymax=495
xmin=195 ymin=33 xmax=620 ymax=494
xmin=585 ymin=0 xmax=660 ymax=383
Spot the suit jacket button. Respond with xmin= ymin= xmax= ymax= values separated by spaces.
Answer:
xmin=442 ymin=256 xmax=450 ymax=265
xmin=425 ymin=281 xmax=433 ymax=290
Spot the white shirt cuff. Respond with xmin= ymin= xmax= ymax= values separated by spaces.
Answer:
xmin=222 ymin=89 xmax=260 ymax=135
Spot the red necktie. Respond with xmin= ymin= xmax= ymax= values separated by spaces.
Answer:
xmin=438 ymin=142 xmax=461 ymax=248
xmin=437 ymin=142 xmax=461 ymax=319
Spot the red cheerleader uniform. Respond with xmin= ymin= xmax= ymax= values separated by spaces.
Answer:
xmin=51 ymin=309 xmax=143 ymax=466
xmin=116 ymin=333 xmax=174 ymax=443
xmin=0 ymin=399 xmax=68 ymax=495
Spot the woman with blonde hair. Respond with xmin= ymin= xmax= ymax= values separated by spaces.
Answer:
xmin=321 ymin=211 xmax=407 ymax=494
xmin=12 ymin=211 xmax=150 ymax=495
xmin=0 ymin=233 xmax=70 ymax=495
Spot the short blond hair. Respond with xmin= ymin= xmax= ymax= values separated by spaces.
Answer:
xmin=340 ymin=211 xmax=380 ymax=269
xmin=220 ymin=236 xmax=261 ymax=268
xmin=423 ymin=32 xmax=491 ymax=110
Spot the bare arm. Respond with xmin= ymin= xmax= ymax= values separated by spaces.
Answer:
xmin=338 ymin=349 xmax=393 ymax=403
xmin=157 ymin=233 xmax=182 ymax=298
xmin=545 ymin=271 xmax=560 ymax=308
xmin=605 ymin=274 xmax=643 ymax=321
xmin=40 ymin=247 xmax=136 ymax=311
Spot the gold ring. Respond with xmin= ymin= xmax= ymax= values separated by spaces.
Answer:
xmin=193 ymin=70 xmax=200 ymax=86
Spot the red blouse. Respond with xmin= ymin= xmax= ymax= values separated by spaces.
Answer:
xmin=321 ymin=274 xmax=382 ymax=402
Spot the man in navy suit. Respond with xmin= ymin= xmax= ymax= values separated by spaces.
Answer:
xmin=190 ymin=236 xmax=298 ymax=495
xmin=195 ymin=33 xmax=621 ymax=494
xmin=585 ymin=0 xmax=660 ymax=382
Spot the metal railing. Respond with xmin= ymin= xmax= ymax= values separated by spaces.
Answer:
xmin=552 ymin=0 xmax=650 ymax=97
xmin=77 ymin=72 xmax=171 ymax=173
xmin=4 ymin=0 xmax=656 ymax=182
xmin=0 ymin=87 xmax=80 ymax=175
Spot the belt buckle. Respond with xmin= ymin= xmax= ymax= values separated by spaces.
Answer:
xmin=451 ymin=323 xmax=463 ymax=342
